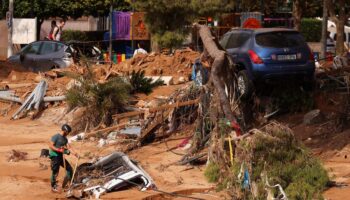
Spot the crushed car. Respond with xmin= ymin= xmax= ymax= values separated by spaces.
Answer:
xmin=70 ymin=152 xmax=155 ymax=199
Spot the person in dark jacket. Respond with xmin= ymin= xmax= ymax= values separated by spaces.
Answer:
xmin=49 ymin=124 xmax=78 ymax=192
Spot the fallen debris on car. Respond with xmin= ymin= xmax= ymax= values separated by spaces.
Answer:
xmin=69 ymin=152 xmax=155 ymax=199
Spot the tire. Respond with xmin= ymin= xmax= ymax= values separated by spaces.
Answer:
xmin=237 ymin=70 xmax=253 ymax=99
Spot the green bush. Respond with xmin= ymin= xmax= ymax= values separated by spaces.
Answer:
xmin=66 ymin=68 xmax=131 ymax=127
xmin=204 ymin=162 xmax=220 ymax=183
xmin=300 ymin=18 xmax=322 ymax=42
xmin=130 ymin=70 xmax=164 ymax=95
xmin=153 ymin=31 xmax=187 ymax=50
xmin=224 ymin=123 xmax=329 ymax=199
xmin=61 ymin=30 xmax=89 ymax=42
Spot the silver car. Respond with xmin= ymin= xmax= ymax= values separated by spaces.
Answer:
xmin=8 ymin=40 xmax=73 ymax=72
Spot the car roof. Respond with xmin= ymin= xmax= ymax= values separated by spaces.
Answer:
xmin=228 ymin=28 xmax=298 ymax=34
xmin=31 ymin=40 xmax=67 ymax=45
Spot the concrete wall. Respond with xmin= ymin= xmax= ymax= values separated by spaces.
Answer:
xmin=0 ymin=20 xmax=8 ymax=60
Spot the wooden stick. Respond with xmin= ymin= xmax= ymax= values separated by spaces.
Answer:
xmin=70 ymin=123 xmax=89 ymax=187
xmin=113 ymin=98 xmax=199 ymax=120
xmin=84 ymin=122 xmax=133 ymax=138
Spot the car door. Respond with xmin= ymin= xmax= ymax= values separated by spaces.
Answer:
xmin=20 ymin=42 xmax=42 ymax=70
xmin=36 ymin=41 xmax=58 ymax=71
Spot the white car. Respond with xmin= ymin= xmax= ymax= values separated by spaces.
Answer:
xmin=71 ymin=152 xmax=155 ymax=199
xmin=328 ymin=20 xmax=350 ymax=49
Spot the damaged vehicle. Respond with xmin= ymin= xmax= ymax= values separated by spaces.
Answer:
xmin=8 ymin=40 xmax=102 ymax=72
xmin=220 ymin=28 xmax=315 ymax=98
xmin=70 ymin=152 xmax=155 ymax=199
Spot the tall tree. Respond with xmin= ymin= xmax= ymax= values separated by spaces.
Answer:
xmin=133 ymin=0 xmax=195 ymax=51
xmin=320 ymin=0 xmax=328 ymax=59
xmin=327 ymin=0 xmax=349 ymax=55
xmin=134 ymin=0 xmax=237 ymax=50
xmin=292 ymin=0 xmax=323 ymax=31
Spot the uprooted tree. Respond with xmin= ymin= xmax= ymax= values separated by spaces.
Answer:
xmin=191 ymin=24 xmax=329 ymax=199
xmin=192 ymin=24 xmax=244 ymax=163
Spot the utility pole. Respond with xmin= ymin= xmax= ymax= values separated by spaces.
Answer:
xmin=131 ymin=0 xmax=135 ymax=53
xmin=7 ymin=0 xmax=13 ymax=58
xmin=109 ymin=0 xmax=113 ymax=68
xmin=320 ymin=0 xmax=328 ymax=60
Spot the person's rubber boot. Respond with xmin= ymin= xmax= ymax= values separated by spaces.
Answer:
xmin=51 ymin=185 xmax=60 ymax=193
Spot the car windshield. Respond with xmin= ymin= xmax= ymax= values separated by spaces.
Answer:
xmin=255 ymin=31 xmax=305 ymax=48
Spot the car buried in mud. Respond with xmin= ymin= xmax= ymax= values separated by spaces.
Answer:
xmin=70 ymin=152 xmax=155 ymax=199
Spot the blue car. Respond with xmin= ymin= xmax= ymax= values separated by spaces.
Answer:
xmin=220 ymin=28 xmax=315 ymax=97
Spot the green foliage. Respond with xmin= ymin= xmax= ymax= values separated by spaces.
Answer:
xmin=204 ymin=162 xmax=220 ymax=183
xmin=133 ymin=0 xmax=194 ymax=50
xmin=153 ymin=31 xmax=187 ymax=50
xmin=61 ymin=30 xmax=88 ymax=42
xmin=191 ymin=0 xmax=235 ymax=16
xmin=66 ymin=67 xmax=131 ymax=126
xmin=300 ymin=18 xmax=322 ymax=42
xmin=229 ymin=124 xmax=329 ymax=199
xmin=132 ymin=0 xmax=235 ymax=49
xmin=130 ymin=70 xmax=164 ymax=95
xmin=0 ymin=0 xmax=130 ymax=21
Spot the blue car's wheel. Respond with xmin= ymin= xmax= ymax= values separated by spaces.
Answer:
xmin=237 ymin=70 xmax=253 ymax=99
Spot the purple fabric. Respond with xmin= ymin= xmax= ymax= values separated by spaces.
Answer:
xmin=113 ymin=11 xmax=131 ymax=40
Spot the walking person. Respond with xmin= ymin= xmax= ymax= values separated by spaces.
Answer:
xmin=49 ymin=124 xmax=78 ymax=192
xmin=133 ymin=42 xmax=147 ymax=57
xmin=46 ymin=20 xmax=57 ymax=40
xmin=53 ymin=19 xmax=66 ymax=41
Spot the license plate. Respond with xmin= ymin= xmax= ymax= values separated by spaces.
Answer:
xmin=277 ymin=54 xmax=297 ymax=61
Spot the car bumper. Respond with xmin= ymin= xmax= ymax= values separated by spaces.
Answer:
xmin=251 ymin=62 xmax=315 ymax=81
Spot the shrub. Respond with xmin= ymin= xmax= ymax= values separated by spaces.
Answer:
xmin=300 ymin=18 xmax=322 ymax=42
xmin=153 ymin=31 xmax=187 ymax=50
xmin=220 ymin=123 xmax=329 ymax=199
xmin=66 ymin=68 xmax=131 ymax=127
xmin=61 ymin=30 xmax=89 ymax=42
xmin=130 ymin=70 xmax=164 ymax=95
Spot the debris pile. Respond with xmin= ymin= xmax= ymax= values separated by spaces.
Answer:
xmin=215 ymin=122 xmax=329 ymax=199
xmin=105 ymin=48 xmax=201 ymax=83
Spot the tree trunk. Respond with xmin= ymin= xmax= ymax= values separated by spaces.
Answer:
xmin=151 ymin=36 xmax=160 ymax=53
xmin=194 ymin=24 xmax=237 ymax=123
xmin=36 ymin=18 xmax=44 ymax=41
xmin=293 ymin=0 xmax=303 ymax=31
xmin=320 ymin=0 xmax=328 ymax=59
xmin=335 ymin=0 xmax=346 ymax=56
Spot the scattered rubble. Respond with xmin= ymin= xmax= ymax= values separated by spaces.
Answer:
xmin=1 ymin=38 xmax=350 ymax=199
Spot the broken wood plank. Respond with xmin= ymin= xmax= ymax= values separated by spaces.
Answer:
xmin=43 ymin=96 xmax=66 ymax=102
xmin=85 ymin=122 xmax=134 ymax=138
xmin=113 ymin=99 xmax=199 ymax=120
xmin=139 ymin=109 xmax=171 ymax=143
